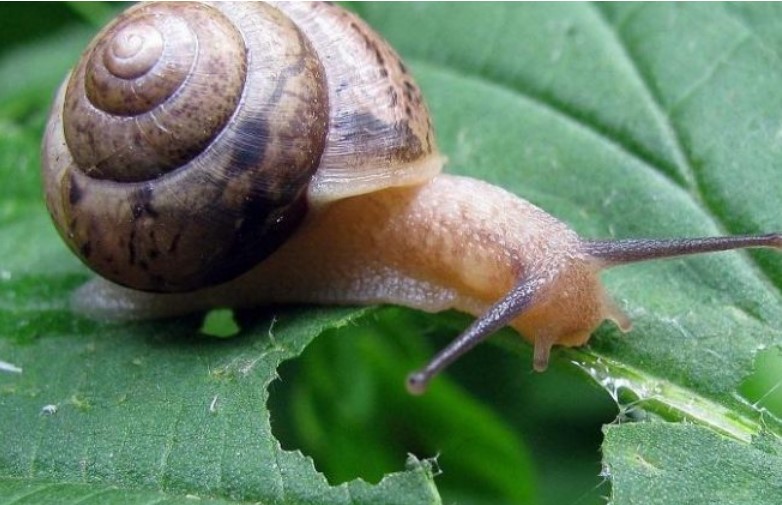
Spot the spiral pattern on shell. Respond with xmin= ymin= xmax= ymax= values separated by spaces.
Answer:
xmin=42 ymin=1 xmax=442 ymax=293
xmin=66 ymin=2 xmax=250 ymax=182
xmin=42 ymin=2 xmax=330 ymax=291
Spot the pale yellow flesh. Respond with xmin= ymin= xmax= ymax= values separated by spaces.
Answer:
xmin=73 ymin=174 xmax=630 ymax=368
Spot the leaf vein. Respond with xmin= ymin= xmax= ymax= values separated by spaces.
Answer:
xmin=724 ymin=4 xmax=782 ymax=65
xmin=569 ymin=347 xmax=782 ymax=441
xmin=589 ymin=3 xmax=782 ymax=296
xmin=3 ymin=482 xmax=56 ymax=505
xmin=156 ymin=400 xmax=186 ymax=488
xmin=669 ymin=35 xmax=752 ymax=112
xmin=589 ymin=2 xmax=698 ymax=192
xmin=68 ymin=486 xmax=116 ymax=505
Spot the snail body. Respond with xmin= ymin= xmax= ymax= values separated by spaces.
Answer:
xmin=43 ymin=1 xmax=782 ymax=394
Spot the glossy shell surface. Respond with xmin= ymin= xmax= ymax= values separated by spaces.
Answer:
xmin=42 ymin=1 xmax=443 ymax=292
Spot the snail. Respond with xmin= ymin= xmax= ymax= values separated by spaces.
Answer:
xmin=42 ymin=1 xmax=782 ymax=395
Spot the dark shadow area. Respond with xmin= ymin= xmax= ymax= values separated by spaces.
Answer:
xmin=268 ymin=307 xmax=618 ymax=505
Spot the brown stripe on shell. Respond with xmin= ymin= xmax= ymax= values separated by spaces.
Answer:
xmin=334 ymin=112 xmax=423 ymax=164
xmin=68 ymin=172 xmax=83 ymax=205
xmin=273 ymin=2 xmax=443 ymax=203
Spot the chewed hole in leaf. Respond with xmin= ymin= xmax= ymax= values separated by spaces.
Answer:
xmin=268 ymin=310 xmax=429 ymax=486
xmin=199 ymin=308 xmax=241 ymax=338
xmin=739 ymin=347 xmax=782 ymax=418
xmin=267 ymin=307 xmax=615 ymax=504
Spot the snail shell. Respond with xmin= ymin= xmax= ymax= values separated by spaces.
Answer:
xmin=42 ymin=1 xmax=443 ymax=292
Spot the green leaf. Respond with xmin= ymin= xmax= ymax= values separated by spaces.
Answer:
xmin=603 ymin=423 xmax=782 ymax=504
xmin=3 ymin=3 xmax=782 ymax=505
xmin=0 ymin=304 xmax=441 ymax=504
xmin=357 ymin=2 xmax=782 ymax=502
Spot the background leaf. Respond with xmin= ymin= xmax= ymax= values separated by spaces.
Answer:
xmin=2 ymin=3 xmax=782 ymax=505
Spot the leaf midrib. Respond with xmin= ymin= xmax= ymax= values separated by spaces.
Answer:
xmin=567 ymin=346 xmax=782 ymax=442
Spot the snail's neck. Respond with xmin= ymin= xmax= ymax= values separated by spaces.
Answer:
xmin=239 ymin=174 xmax=587 ymax=316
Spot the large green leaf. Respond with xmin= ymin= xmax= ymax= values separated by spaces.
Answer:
xmin=2 ymin=3 xmax=782 ymax=504
xmin=357 ymin=3 xmax=782 ymax=502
